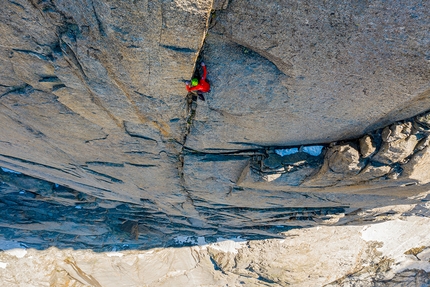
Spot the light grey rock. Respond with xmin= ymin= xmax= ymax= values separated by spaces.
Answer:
xmin=185 ymin=32 xmax=292 ymax=151
xmin=381 ymin=122 xmax=412 ymax=143
xmin=301 ymin=144 xmax=365 ymax=187
xmin=401 ymin=146 xmax=430 ymax=184
xmin=352 ymin=164 xmax=392 ymax=183
xmin=327 ymin=145 xmax=363 ymax=175
xmin=359 ymin=135 xmax=376 ymax=158
xmin=1 ymin=0 xmax=430 ymax=207
xmin=373 ymin=135 xmax=419 ymax=165
xmin=268 ymin=167 xmax=315 ymax=186
xmin=0 ymin=0 xmax=212 ymax=213
xmin=2 ymin=0 xmax=430 ymax=272
xmin=183 ymin=153 xmax=250 ymax=198
xmin=185 ymin=0 xmax=430 ymax=151
xmin=213 ymin=0 xmax=229 ymax=10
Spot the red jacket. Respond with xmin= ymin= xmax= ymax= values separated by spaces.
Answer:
xmin=186 ymin=65 xmax=211 ymax=93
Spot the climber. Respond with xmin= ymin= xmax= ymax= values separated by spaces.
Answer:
xmin=185 ymin=62 xmax=210 ymax=101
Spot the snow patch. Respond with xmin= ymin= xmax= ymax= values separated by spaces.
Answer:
xmin=174 ymin=236 xmax=197 ymax=245
xmin=5 ymin=248 xmax=27 ymax=258
xmin=0 ymin=262 xmax=7 ymax=269
xmin=275 ymin=145 xmax=324 ymax=157
xmin=0 ymin=167 xmax=21 ymax=174
xmin=174 ymin=236 xmax=206 ymax=246
xmin=275 ymin=148 xmax=298 ymax=156
xmin=361 ymin=217 xmax=430 ymax=273
xmin=209 ymin=237 xmax=247 ymax=254
xmin=301 ymin=145 xmax=324 ymax=156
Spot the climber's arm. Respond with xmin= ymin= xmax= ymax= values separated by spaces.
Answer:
xmin=187 ymin=85 xmax=201 ymax=92
xmin=201 ymin=62 xmax=207 ymax=80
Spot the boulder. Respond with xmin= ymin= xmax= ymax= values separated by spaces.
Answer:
xmin=302 ymin=144 xmax=364 ymax=187
xmin=401 ymin=146 xmax=430 ymax=184
xmin=372 ymin=135 xmax=419 ymax=165
xmin=381 ymin=122 xmax=412 ymax=143
xmin=359 ymin=135 xmax=376 ymax=158
xmin=351 ymin=164 xmax=392 ymax=183
xmin=327 ymin=145 xmax=363 ymax=175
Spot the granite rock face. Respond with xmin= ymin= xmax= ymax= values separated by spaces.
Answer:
xmin=186 ymin=0 xmax=430 ymax=151
xmin=1 ymin=0 xmax=430 ymax=285
xmin=0 ymin=0 xmax=430 ymax=243
xmin=244 ymin=112 xmax=430 ymax=189
xmin=2 ymin=113 xmax=430 ymax=251
xmin=1 ymin=0 xmax=429 ymax=205
xmin=0 ymin=0 xmax=213 ymax=211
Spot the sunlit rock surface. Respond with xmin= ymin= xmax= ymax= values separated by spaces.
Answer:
xmin=1 ymin=211 xmax=430 ymax=286
xmin=1 ymin=0 xmax=429 ymax=213
xmin=1 ymin=0 xmax=430 ymax=285
xmin=186 ymin=0 xmax=430 ymax=151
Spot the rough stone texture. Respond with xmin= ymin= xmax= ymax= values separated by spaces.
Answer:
xmin=0 ymin=168 xmax=53 ymax=196
xmin=301 ymin=144 xmax=364 ymax=187
xmin=1 ymin=1 xmax=430 ymax=284
xmin=0 ymin=0 xmax=429 ymax=212
xmin=238 ymin=114 xmax=430 ymax=189
xmin=373 ymin=135 xmax=419 ymax=165
xmin=327 ymin=145 xmax=364 ymax=174
xmin=3 ymin=168 xmax=430 ymax=252
xmin=401 ymin=146 xmax=430 ymax=184
xmin=351 ymin=164 xmax=392 ymax=183
xmin=0 ymin=0 xmax=212 ymax=213
xmin=1 ymin=212 xmax=430 ymax=286
xmin=359 ymin=135 xmax=376 ymax=158
xmin=415 ymin=111 xmax=430 ymax=130
xmin=381 ymin=122 xmax=413 ymax=143
xmin=416 ymin=137 xmax=430 ymax=151
xmin=186 ymin=0 xmax=430 ymax=151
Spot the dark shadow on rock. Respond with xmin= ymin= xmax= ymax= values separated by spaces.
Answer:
xmin=1 ymin=166 xmax=429 ymax=252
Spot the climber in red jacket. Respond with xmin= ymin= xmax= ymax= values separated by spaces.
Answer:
xmin=185 ymin=62 xmax=210 ymax=101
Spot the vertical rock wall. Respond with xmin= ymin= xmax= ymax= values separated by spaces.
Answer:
xmin=186 ymin=0 xmax=430 ymax=150
xmin=0 ymin=0 xmax=430 ymax=258
xmin=0 ymin=0 xmax=212 ymax=210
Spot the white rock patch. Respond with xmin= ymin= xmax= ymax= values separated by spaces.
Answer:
xmin=209 ymin=237 xmax=246 ymax=254
xmin=5 ymin=248 xmax=27 ymax=258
